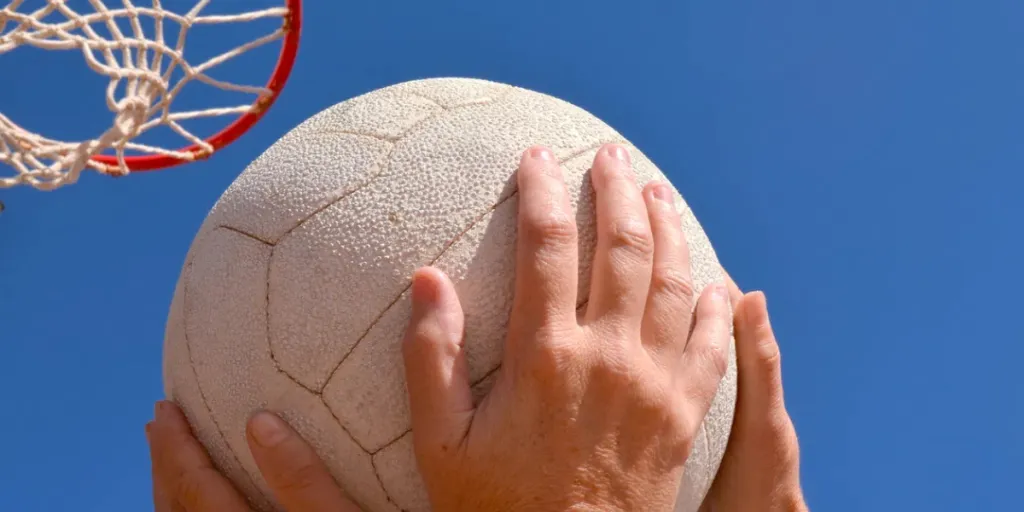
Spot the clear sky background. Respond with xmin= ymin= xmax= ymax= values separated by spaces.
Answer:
xmin=1 ymin=0 xmax=1021 ymax=510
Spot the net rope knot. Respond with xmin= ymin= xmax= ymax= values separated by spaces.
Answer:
xmin=0 ymin=0 xmax=294 ymax=191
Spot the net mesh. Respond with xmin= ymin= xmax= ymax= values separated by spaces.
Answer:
xmin=0 ymin=0 xmax=292 ymax=190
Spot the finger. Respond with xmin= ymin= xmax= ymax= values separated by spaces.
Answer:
xmin=722 ymin=269 xmax=744 ymax=311
xmin=511 ymin=146 xmax=580 ymax=333
xmin=402 ymin=267 xmax=474 ymax=454
xmin=153 ymin=481 xmax=174 ymax=512
xmin=246 ymin=411 xmax=362 ymax=512
xmin=734 ymin=291 xmax=787 ymax=415
xmin=677 ymin=284 xmax=733 ymax=429
xmin=148 ymin=401 xmax=251 ymax=512
xmin=640 ymin=180 xmax=695 ymax=358
xmin=585 ymin=144 xmax=654 ymax=330
xmin=147 ymin=423 xmax=175 ymax=512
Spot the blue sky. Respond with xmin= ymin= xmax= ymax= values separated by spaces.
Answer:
xmin=1 ymin=0 xmax=1021 ymax=510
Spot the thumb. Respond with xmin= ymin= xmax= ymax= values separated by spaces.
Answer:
xmin=734 ymin=291 xmax=787 ymax=418
xmin=402 ymin=267 xmax=474 ymax=452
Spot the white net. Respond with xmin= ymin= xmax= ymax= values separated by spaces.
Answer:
xmin=0 ymin=0 xmax=295 ymax=191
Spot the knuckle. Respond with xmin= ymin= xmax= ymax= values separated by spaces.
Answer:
xmin=747 ymin=412 xmax=800 ymax=461
xmin=759 ymin=345 xmax=782 ymax=373
xmin=701 ymin=339 xmax=730 ymax=378
xmin=666 ymin=408 xmax=694 ymax=440
xmin=650 ymin=266 xmax=695 ymax=307
xmin=660 ymin=409 xmax=699 ymax=459
xmin=766 ymin=413 xmax=798 ymax=441
xmin=681 ymin=382 xmax=718 ymax=414
xmin=626 ymin=380 xmax=699 ymax=465
xmin=648 ymin=206 xmax=683 ymax=237
xmin=521 ymin=209 xmax=578 ymax=249
xmin=680 ymin=347 xmax=729 ymax=405
xmin=755 ymin=334 xmax=783 ymax=368
xmin=404 ymin=324 xmax=461 ymax=369
xmin=401 ymin=325 xmax=428 ymax=359
xmin=403 ymin=316 xmax=447 ymax=353
xmin=607 ymin=218 xmax=654 ymax=261
xmin=404 ymin=322 xmax=433 ymax=347
xmin=526 ymin=337 xmax=579 ymax=380
xmin=631 ymin=380 xmax=675 ymax=419
xmin=590 ymin=346 xmax=638 ymax=388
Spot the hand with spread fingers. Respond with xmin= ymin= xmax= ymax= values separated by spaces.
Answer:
xmin=399 ymin=143 xmax=733 ymax=511
xmin=146 ymin=143 xmax=803 ymax=512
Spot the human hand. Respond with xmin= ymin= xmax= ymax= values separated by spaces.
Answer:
xmin=699 ymin=279 xmax=808 ymax=512
xmin=401 ymin=143 xmax=734 ymax=511
xmin=146 ymin=143 xmax=733 ymax=512
xmin=146 ymin=400 xmax=363 ymax=512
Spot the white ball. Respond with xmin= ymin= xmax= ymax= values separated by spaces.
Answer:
xmin=163 ymin=77 xmax=737 ymax=512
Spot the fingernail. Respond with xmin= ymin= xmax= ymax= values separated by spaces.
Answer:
xmin=711 ymin=283 xmax=729 ymax=302
xmin=250 ymin=411 xmax=290 ymax=448
xmin=529 ymin=146 xmax=553 ymax=161
xmin=606 ymin=144 xmax=631 ymax=164
xmin=653 ymin=182 xmax=673 ymax=202
xmin=411 ymin=268 xmax=441 ymax=306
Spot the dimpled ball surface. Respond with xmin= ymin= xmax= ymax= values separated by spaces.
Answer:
xmin=163 ymin=77 xmax=737 ymax=512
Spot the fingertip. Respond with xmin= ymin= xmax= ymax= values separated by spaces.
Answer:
xmin=522 ymin=145 xmax=554 ymax=164
xmin=409 ymin=267 xmax=462 ymax=338
xmin=643 ymin=179 xmax=668 ymax=199
xmin=736 ymin=291 xmax=772 ymax=346
xmin=247 ymin=410 xmax=291 ymax=449
xmin=518 ymin=146 xmax=562 ymax=189
xmin=518 ymin=146 xmax=566 ymax=193
xmin=742 ymin=290 xmax=768 ymax=325
xmin=702 ymin=283 xmax=732 ymax=318
xmin=601 ymin=142 xmax=632 ymax=165
xmin=413 ymin=266 xmax=460 ymax=301
xmin=412 ymin=268 xmax=463 ymax=324
xmin=643 ymin=181 xmax=680 ymax=219
xmin=686 ymin=284 xmax=733 ymax=345
xmin=154 ymin=400 xmax=190 ymax=431
xmin=590 ymin=143 xmax=634 ymax=189
xmin=411 ymin=267 xmax=444 ymax=307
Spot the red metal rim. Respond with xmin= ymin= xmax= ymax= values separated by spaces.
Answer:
xmin=92 ymin=0 xmax=303 ymax=172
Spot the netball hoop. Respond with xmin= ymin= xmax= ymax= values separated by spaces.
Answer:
xmin=0 ymin=0 xmax=302 ymax=191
